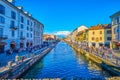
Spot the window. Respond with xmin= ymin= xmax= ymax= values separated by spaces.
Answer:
xmin=0 ymin=28 xmax=3 ymax=36
xmin=116 ymin=17 xmax=119 ymax=24
xmin=107 ymin=30 xmax=111 ymax=34
xmin=11 ymin=21 xmax=15 ymax=27
xmin=27 ymin=26 xmax=29 ymax=30
xmin=114 ymin=28 xmax=116 ymax=34
xmin=0 ymin=16 xmax=5 ymax=23
xmin=107 ymin=37 xmax=111 ymax=41
xmin=11 ymin=31 xmax=15 ymax=37
xmin=31 ymin=33 xmax=32 ymax=38
xmin=114 ymin=27 xmax=118 ymax=34
xmin=100 ymin=37 xmax=102 ymax=41
xmin=31 ymin=22 xmax=32 ymax=26
xmin=21 ymin=24 xmax=23 ymax=29
xmin=11 ymin=11 xmax=16 ymax=19
xmin=93 ymin=32 xmax=95 ymax=35
xmin=100 ymin=31 xmax=102 ymax=34
xmin=27 ymin=20 xmax=29 ymax=25
xmin=31 ymin=28 xmax=33 ymax=31
xmin=21 ymin=16 xmax=24 ymax=23
xmin=92 ymin=37 xmax=94 ymax=40
xmin=0 ymin=4 xmax=5 ymax=15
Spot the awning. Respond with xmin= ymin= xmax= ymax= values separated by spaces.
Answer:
xmin=116 ymin=42 xmax=120 ymax=46
xmin=0 ymin=42 xmax=7 ymax=45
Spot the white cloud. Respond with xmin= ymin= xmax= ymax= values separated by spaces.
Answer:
xmin=55 ymin=31 xmax=71 ymax=35
xmin=44 ymin=31 xmax=71 ymax=36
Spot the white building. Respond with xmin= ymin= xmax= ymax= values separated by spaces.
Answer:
xmin=67 ymin=25 xmax=88 ymax=43
xmin=0 ymin=0 xmax=44 ymax=53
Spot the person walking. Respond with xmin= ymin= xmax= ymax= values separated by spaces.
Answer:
xmin=15 ymin=54 xmax=19 ymax=65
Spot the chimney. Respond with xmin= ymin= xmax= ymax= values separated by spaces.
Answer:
xmin=17 ymin=6 xmax=23 ymax=10
xmin=7 ymin=0 xmax=15 ymax=5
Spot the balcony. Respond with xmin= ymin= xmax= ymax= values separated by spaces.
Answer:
xmin=0 ymin=35 xmax=8 ymax=40
xmin=10 ymin=26 xmax=18 ymax=30
xmin=20 ymin=36 xmax=25 ymax=40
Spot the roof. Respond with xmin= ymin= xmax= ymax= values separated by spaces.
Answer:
xmin=2 ymin=0 xmax=44 ymax=27
xmin=110 ymin=11 xmax=120 ymax=19
xmin=71 ymin=25 xmax=88 ymax=34
xmin=89 ymin=24 xmax=111 ymax=30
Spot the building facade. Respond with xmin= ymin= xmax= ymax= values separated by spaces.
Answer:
xmin=67 ymin=25 xmax=88 ymax=43
xmin=88 ymin=24 xmax=111 ymax=48
xmin=0 ymin=0 xmax=44 ymax=53
xmin=110 ymin=11 xmax=120 ymax=50
xmin=75 ymin=29 xmax=88 ymax=45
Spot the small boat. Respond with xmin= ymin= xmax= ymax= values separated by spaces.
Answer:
xmin=101 ymin=62 xmax=120 ymax=76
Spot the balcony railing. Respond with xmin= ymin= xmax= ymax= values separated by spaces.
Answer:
xmin=0 ymin=35 xmax=8 ymax=40
xmin=20 ymin=36 xmax=25 ymax=40
xmin=10 ymin=26 xmax=18 ymax=30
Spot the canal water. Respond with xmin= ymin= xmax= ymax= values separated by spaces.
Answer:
xmin=22 ymin=42 xmax=111 ymax=79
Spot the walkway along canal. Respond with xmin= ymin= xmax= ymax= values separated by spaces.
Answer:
xmin=0 ymin=42 xmax=58 ymax=79
xmin=22 ymin=41 xmax=112 ymax=79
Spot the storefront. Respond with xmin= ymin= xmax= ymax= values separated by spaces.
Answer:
xmin=0 ymin=42 xmax=6 ymax=53
xmin=20 ymin=42 xmax=24 ymax=48
xmin=99 ymin=43 xmax=103 ymax=47
xmin=26 ymin=42 xmax=29 ymax=48
xmin=92 ymin=43 xmax=96 ymax=47
xmin=115 ymin=42 xmax=120 ymax=50
xmin=105 ymin=42 xmax=110 ymax=48
xmin=30 ymin=42 xmax=33 ymax=46
xmin=10 ymin=41 xmax=16 ymax=50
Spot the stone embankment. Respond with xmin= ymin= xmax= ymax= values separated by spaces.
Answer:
xmin=0 ymin=42 xmax=58 ymax=79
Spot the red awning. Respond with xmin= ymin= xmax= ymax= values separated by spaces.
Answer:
xmin=116 ymin=42 xmax=120 ymax=46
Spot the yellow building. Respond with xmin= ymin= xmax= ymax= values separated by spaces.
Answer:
xmin=88 ymin=24 xmax=112 ymax=48
xmin=66 ymin=25 xmax=88 ymax=43
xmin=76 ymin=29 xmax=88 ymax=45
xmin=43 ymin=34 xmax=56 ymax=41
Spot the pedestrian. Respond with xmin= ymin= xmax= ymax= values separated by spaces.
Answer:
xmin=21 ymin=56 xmax=24 ymax=62
xmin=15 ymin=54 xmax=19 ymax=65
xmin=102 ymin=50 xmax=105 ymax=58
xmin=109 ymin=48 xmax=113 ymax=59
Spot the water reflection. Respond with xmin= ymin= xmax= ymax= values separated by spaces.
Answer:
xmin=22 ymin=42 xmax=111 ymax=79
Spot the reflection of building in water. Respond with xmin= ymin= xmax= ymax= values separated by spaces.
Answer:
xmin=88 ymin=60 xmax=101 ymax=71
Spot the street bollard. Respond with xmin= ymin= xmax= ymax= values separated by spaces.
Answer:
xmin=8 ymin=61 xmax=12 ymax=69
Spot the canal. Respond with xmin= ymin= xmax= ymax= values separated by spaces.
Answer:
xmin=22 ymin=42 xmax=111 ymax=79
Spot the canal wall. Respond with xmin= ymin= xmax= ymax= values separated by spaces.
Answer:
xmin=0 ymin=42 xmax=58 ymax=79
xmin=65 ymin=41 xmax=116 ymax=66
xmin=65 ymin=41 xmax=120 ymax=76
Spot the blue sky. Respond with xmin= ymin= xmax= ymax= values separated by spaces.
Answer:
xmin=16 ymin=0 xmax=120 ymax=35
